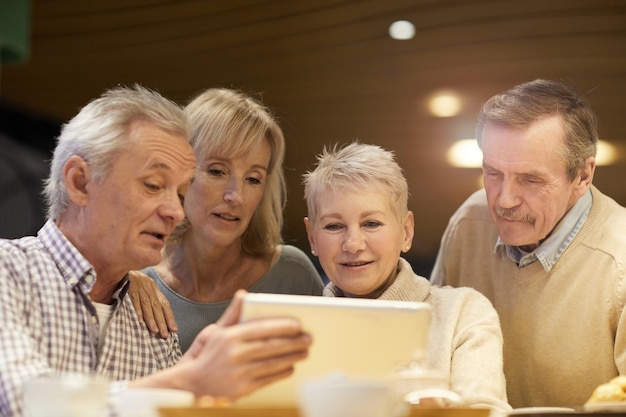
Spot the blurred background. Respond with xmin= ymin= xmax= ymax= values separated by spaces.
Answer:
xmin=1 ymin=0 xmax=625 ymax=276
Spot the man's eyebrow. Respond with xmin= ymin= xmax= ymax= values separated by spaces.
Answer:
xmin=521 ymin=170 xmax=546 ymax=178
xmin=483 ymin=162 xmax=545 ymax=178
xmin=482 ymin=162 xmax=499 ymax=171
xmin=148 ymin=162 xmax=172 ymax=171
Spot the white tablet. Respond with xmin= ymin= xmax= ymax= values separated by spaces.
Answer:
xmin=235 ymin=293 xmax=432 ymax=407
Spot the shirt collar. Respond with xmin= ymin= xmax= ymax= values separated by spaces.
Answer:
xmin=495 ymin=190 xmax=592 ymax=271
xmin=38 ymin=219 xmax=97 ymax=293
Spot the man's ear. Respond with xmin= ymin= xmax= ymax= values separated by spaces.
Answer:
xmin=63 ymin=155 xmax=91 ymax=206
xmin=575 ymin=156 xmax=596 ymax=196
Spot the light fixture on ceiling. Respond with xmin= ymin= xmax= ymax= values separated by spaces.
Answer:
xmin=446 ymin=139 xmax=482 ymax=168
xmin=389 ymin=20 xmax=415 ymax=40
xmin=428 ymin=92 xmax=462 ymax=118
xmin=596 ymin=140 xmax=618 ymax=165
xmin=446 ymin=139 xmax=620 ymax=168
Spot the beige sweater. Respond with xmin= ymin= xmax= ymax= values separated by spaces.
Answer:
xmin=324 ymin=258 xmax=510 ymax=411
xmin=431 ymin=186 xmax=626 ymax=408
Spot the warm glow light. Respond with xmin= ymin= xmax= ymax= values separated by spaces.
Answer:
xmin=446 ymin=139 xmax=620 ymax=168
xmin=428 ymin=92 xmax=461 ymax=117
xmin=596 ymin=140 xmax=618 ymax=166
xmin=388 ymin=20 xmax=415 ymax=40
xmin=446 ymin=139 xmax=482 ymax=168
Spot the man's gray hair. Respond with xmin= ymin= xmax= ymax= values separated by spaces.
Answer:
xmin=43 ymin=85 xmax=188 ymax=220
xmin=477 ymin=79 xmax=597 ymax=181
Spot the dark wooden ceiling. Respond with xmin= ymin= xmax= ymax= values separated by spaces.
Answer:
xmin=2 ymin=0 xmax=625 ymax=265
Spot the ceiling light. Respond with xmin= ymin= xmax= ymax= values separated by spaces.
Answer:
xmin=389 ymin=20 xmax=415 ymax=40
xmin=596 ymin=140 xmax=619 ymax=165
xmin=428 ymin=92 xmax=462 ymax=117
xmin=446 ymin=139 xmax=482 ymax=168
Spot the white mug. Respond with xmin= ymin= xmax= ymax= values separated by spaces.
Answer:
xmin=393 ymin=367 xmax=462 ymax=407
xmin=298 ymin=375 xmax=404 ymax=417
xmin=22 ymin=373 xmax=109 ymax=417
xmin=114 ymin=388 xmax=195 ymax=417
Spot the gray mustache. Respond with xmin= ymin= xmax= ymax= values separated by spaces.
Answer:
xmin=495 ymin=207 xmax=536 ymax=225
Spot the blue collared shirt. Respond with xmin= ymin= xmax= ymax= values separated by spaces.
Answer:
xmin=495 ymin=190 xmax=592 ymax=271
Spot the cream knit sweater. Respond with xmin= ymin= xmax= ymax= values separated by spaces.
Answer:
xmin=431 ymin=186 xmax=626 ymax=408
xmin=324 ymin=258 xmax=511 ymax=412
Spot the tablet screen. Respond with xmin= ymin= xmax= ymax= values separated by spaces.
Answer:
xmin=236 ymin=293 xmax=432 ymax=407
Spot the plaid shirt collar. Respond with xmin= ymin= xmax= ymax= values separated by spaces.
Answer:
xmin=39 ymin=220 xmax=96 ymax=290
xmin=38 ymin=219 xmax=130 ymax=303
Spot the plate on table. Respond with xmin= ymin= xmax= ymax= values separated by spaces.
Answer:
xmin=157 ymin=407 xmax=491 ymax=417
xmin=583 ymin=402 xmax=626 ymax=412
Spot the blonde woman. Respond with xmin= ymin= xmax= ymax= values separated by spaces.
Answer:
xmin=303 ymin=142 xmax=510 ymax=412
xmin=131 ymin=88 xmax=323 ymax=352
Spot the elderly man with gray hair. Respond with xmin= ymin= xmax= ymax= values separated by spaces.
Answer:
xmin=0 ymin=85 xmax=310 ymax=417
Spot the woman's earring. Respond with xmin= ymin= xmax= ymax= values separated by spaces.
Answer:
xmin=311 ymin=249 xmax=317 ymax=256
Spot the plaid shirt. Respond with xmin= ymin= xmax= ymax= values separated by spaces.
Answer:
xmin=0 ymin=220 xmax=182 ymax=416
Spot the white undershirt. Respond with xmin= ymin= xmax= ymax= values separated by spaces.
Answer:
xmin=92 ymin=301 xmax=113 ymax=351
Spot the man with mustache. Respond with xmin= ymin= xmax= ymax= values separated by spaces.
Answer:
xmin=430 ymin=79 xmax=626 ymax=409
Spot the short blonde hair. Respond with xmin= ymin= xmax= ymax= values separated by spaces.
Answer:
xmin=303 ymin=142 xmax=409 ymax=224
xmin=170 ymin=88 xmax=286 ymax=255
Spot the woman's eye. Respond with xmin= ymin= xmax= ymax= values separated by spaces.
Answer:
xmin=145 ymin=183 xmax=161 ymax=191
xmin=363 ymin=221 xmax=382 ymax=228
xmin=247 ymin=177 xmax=262 ymax=185
xmin=323 ymin=223 xmax=343 ymax=231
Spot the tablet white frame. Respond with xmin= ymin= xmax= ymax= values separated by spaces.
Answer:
xmin=236 ymin=293 xmax=432 ymax=407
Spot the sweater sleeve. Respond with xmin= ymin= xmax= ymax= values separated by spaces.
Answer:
xmin=432 ymin=287 xmax=511 ymax=412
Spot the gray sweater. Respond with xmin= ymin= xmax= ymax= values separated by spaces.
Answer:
xmin=144 ymin=245 xmax=324 ymax=352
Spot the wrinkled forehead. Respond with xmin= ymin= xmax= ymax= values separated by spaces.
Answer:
xmin=126 ymin=124 xmax=196 ymax=173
